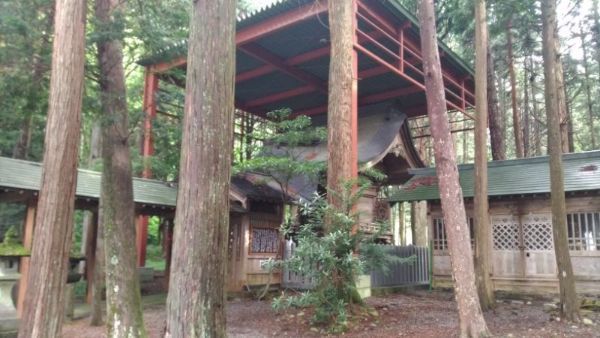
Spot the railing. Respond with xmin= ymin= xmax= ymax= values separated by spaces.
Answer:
xmin=281 ymin=239 xmax=315 ymax=290
xmin=370 ymin=245 xmax=430 ymax=288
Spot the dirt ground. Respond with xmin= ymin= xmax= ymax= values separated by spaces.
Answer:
xmin=62 ymin=290 xmax=600 ymax=337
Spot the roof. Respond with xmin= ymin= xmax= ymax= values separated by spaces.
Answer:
xmin=139 ymin=0 xmax=472 ymax=73
xmin=0 ymin=156 xmax=177 ymax=208
xmin=0 ymin=157 xmax=284 ymax=212
xmin=278 ymin=102 xmax=423 ymax=199
xmin=388 ymin=151 xmax=600 ymax=202
xmin=137 ymin=0 xmax=474 ymax=119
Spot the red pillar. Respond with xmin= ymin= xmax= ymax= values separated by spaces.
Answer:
xmin=351 ymin=0 xmax=359 ymax=179
xmin=137 ymin=69 xmax=158 ymax=267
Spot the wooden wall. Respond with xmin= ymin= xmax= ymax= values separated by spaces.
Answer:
xmin=429 ymin=195 xmax=600 ymax=294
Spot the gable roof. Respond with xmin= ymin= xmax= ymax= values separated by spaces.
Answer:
xmin=387 ymin=151 xmax=600 ymax=202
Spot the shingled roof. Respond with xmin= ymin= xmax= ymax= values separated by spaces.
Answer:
xmin=388 ymin=151 xmax=600 ymax=202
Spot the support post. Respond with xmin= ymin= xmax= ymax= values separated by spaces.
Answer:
xmin=136 ymin=215 xmax=148 ymax=267
xmin=351 ymin=0 xmax=359 ymax=179
xmin=85 ymin=211 xmax=98 ymax=304
xmin=17 ymin=201 xmax=36 ymax=316
xmin=138 ymin=68 xmax=158 ymax=268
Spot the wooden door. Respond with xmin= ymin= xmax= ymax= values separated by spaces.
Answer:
xmin=521 ymin=214 xmax=556 ymax=277
xmin=492 ymin=215 xmax=523 ymax=277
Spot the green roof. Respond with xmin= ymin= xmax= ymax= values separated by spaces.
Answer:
xmin=0 ymin=157 xmax=177 ymax=207
xmin=388 ymin=151 xmax=600 ymax=202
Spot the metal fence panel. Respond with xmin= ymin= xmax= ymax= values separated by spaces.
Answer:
xmin=370 ymin=245 xmax=430 ymax=288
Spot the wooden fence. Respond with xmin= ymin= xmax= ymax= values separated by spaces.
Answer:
xmin=281 ymin=241 xmax=430 ymax=289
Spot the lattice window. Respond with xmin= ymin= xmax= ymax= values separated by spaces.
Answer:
xmin=492 ymin=216 xmax=520 ymax=250
xmin=432 ymin=217 xmax=474 ymax=251
xmin=522 ymin=214 xmax=554 ymax=251
xmin=567 ymin=212 xmax=600 ymax=251
xmin=249 ymin=214 xmax=281 ymax=254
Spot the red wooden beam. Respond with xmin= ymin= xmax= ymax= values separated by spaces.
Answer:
xmin=291 ymin=85 xmax=423 ymax=117
xmin=142 ymin=71 xmax=158 ymax=178
xmin=246 ymin=85 xmax=314 ymax=107
xmin=240 ymin=43 xmax=327 ymax=92
xmin=236 ymin=1 xmax=328 ymax=45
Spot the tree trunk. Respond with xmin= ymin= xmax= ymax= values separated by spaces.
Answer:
xmin=17 ymin=1 xmax=86 ymax=337
xmin=541 ymin=0 xmax=581 ymax=322
xmin=554 ymin=42 xmax=570 ymax=153
xmin=164 ymin=0 xmax=236 ymax=336
xmin=399 ymin=203 xmax=405 ymax=245
xmin=579 ymin=26 xmax=596 ymax=150
xmin=487 ymin=45 xmax=506 ymax=160
xmin=529 ymin=55 xmax=542 ymax=157
xmin=418 ymin=1 xmax=490 ymax=336
xmin=507 ymin=19 xmax=525 ymax=158
xmin=523 ymin=62 xmax=531 ymax=158
xmin=411 ymin=201 xmax=428 ymax=246
xmin=95 ymin=0 xmax=147 ymax=336
xmin=327 ymin=0 xmax=358 ymax=211
xmin=474 ymin=0 xmax=495 ymax=312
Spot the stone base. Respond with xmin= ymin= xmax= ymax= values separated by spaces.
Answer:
xmin=356 ymin=275 xmax=371 ymax=299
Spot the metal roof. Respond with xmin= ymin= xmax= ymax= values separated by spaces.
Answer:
xmin=388 ymin=151 xmax=600 ymax=202
xmin=0 ymin=157 xmax=284 ymax=212
xmin=0 ymin=156 xmax=178 ymax=207
xmin=137 ymin=0 xmax=474 ymax=118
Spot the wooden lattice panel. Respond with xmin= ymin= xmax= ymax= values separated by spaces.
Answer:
xmin=492 ymin=215 xmax=519 ymax=250
xmin=522 ymin=214 xmax=554 ymax=251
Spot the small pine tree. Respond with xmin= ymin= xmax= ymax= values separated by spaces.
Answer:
xmin=273 ymin=178 xmax=408 ymax=333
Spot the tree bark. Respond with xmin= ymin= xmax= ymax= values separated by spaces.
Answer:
xmin=541 ymin=0 xmax=581 ymax=322
xmin=487 ymin=45 xmax=506 ymax=160
xmin=529 ymin=55 xmax=542 ymax=157
xmin=507 ymin=19 xmax=525 ymax=158
xmin=411 ymin=201 xmax=428 ymax=246
xmin=95 ymin=0 xmax=147 ymax=336
xmin=327 ymin=0 xmax=358 ymax=212
xmin=579 ymin=26 xmax=596 ymax=150
xmin=523 ymin=62 xmax=531 ymax=157
xmin=164 ymin=0 xmax=236 ymax=336
xmin=474 ymin=0 xmax=495 ymax=312
xmin=418 ymin=1 xmax=490 ymax=336
xmin=554 ymin=41 xmax=570 ymax=153
xmin=17 ymin=1 xmax=86 ymax=337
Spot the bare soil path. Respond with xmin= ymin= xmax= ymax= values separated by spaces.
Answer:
xmin=62 ymin=290 xmax=599 ymax=337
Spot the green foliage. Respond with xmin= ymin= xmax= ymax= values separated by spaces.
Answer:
xmin=234 ymin=109 xmax=327 ymax=199
xmin=272 ymin=179 xmax=405 ymax=332
xmin=0 ymin=225 xmax=29 ymax=256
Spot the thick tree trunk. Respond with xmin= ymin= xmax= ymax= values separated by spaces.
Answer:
xmin=95 ymin=0 xmax=147 ymax=336
xmin=474 ymin=0 xmax=495 ymax=312
xmin=418 ymin=1 xmax=490 ymax=336
xmin=487 ymin=45 xmax=506 ymax=160
xmin=17 ymin=1 xmax=86 ymax=337
xmin=507 ymin=19 xmax=525 ymax=158
xmin=327 ymin=0 xmax=358 ymax=211
xmin=579 ymin=27 xmax=596 ymax=150
xmin=164 ymin=0 xmax=236 ymax=336
xmin=541 ymin=0 xmax=580 ymax=322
